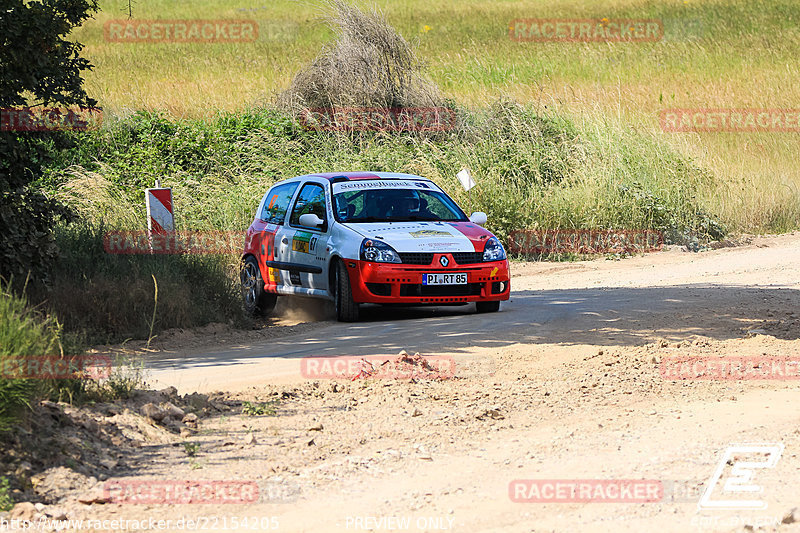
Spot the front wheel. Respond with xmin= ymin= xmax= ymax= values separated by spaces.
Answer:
xmin=334 ymin=260 xmax=360 ymax=322
xmin=476 ymin=300 xmax=500 ymax=313
xmin=241 ymin=256 xmax=277 ymax=316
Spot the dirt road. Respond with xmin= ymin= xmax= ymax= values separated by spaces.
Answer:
xmin=143 ymin=233 xmax=800 ymax=394
xmin=26 ymin=233 xmax=800 ymax=532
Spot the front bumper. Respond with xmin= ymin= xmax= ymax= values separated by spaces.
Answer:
xmin=346 ymin=255 xmax=510 ymax=305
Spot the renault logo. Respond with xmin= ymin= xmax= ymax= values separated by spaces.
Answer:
xmin=439 ymin=255 xmax=449 ymax=267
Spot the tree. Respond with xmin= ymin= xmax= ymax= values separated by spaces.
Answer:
xmin=0 ymin=0 xmax=98 ymax=284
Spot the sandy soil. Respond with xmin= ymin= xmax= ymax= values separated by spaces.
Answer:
xmin=4 ymin=233 xmax=800 ymax=532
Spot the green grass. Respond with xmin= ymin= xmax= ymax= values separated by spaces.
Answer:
xmin=242 ymin=401 xmax=278 ymax=416
xmin=84 ymin=353 xmax=147 ymax=401
xmin=44 ymin=104 xmax=723 ymax=241
xmin=0 ymin=280 xmax=143 ymax=426
xmin=38 ymin=222 xmax=241 ymax=343
xmin=182 ymin=442 xmax=200 ymax=456
xmin=0 ymin=477 xmax=12 ymax=512
xmin=0 ymin=281 xmax=60 ymax=428
xmin=64 ymin=0 xmax=800 ymax=234
xmin=75 ymin=0 xmax=800 ymax=115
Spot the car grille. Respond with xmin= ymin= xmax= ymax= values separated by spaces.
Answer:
xmin=451 ymin=252 xmax=484 ymax=264
xmin=399 ymin=252 xmax=485 ymax=265
xmin=399 ymin=253 xmax=434 ymax=265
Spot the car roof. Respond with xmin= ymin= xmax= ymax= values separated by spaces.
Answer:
xmin=291 ymin=172 xmax=432 ymax=182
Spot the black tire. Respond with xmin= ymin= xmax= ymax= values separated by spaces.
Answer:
xmin=241 ymin=256 xmax=277 ymax=316
xmin=476 ymin=300 xmax=500 ymax=313
xmin=334 ymin=260 xmax=360 ymax=322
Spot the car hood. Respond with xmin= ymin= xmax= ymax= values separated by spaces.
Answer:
xmin=344 ymin=221 xmax=493 ymax=253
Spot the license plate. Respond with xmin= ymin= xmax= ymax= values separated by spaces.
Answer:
xmin=422 ymin=273 xmax=468 ymax=285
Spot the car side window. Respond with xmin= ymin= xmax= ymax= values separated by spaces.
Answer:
xmin=289 ymin=183 xmax=328 ymax=230
xmin=261 ymin=182 xmax=299 ymax=225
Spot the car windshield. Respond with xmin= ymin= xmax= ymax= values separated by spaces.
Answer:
xmin=333 ymin=188 xmax=468 ymax=223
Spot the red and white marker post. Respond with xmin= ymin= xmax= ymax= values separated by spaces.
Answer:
xmin=145 ymin=181 xmax=174 ymax=252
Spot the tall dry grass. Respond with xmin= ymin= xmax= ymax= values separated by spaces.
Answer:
xmin=279 ymin=0 xmax=442 ymax=113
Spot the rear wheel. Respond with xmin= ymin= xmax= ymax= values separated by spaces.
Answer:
xmin=334 ymin=260 xmax=359 ymax=322
xmin=476 ymin=300 xmax=500 ymax=313
xmin=241 ymin=256 xmax=277 ymax=316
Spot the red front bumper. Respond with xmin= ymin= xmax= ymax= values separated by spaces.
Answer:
xmin=346 ymin=255 xmax=510 ymax=305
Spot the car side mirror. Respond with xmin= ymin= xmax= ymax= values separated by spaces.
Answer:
xmin=298 ymin=213 xmax=324 ymax=228
xmin=469 ymin=212 xmax=488 ymax=226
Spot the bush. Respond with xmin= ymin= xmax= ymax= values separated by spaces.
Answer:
xmin=0 ymin=135 xmax=76 ymax=287
xmin=0 ymin=0 xmax=97 ymax=286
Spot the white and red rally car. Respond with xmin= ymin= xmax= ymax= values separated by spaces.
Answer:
xmin=241 ymin=172 xmax=510 ymax=321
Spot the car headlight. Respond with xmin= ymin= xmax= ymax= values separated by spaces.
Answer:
xmin=483 ymin=237 xmax=506 ymax=261
xmin=360 ymin=239 xmax=401 ymax=263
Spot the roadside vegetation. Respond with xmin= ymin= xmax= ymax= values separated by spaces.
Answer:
xmin=9 ymin=0 xmax=729 ymax=346
xmin=0 ymin=477 xmax=12 ymax=512
xmin=0 ymin=283 xmax=61 ymax=429
xmin=74 ymin=0 xmax=800 ymax=233
xmin=31 ymin=108 xmax=721 ymax=344
xmin=0 ymin=281 xmax=149 ymax=425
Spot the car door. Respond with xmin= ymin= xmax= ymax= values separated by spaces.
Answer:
xmin=258 ymin=181 xmax=300 ymax=291
xmin=283 ymin=181 xmax=330 ymax=291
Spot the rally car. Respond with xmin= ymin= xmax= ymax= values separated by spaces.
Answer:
xmin=240 ymin=172 xmax=510 ymax=322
